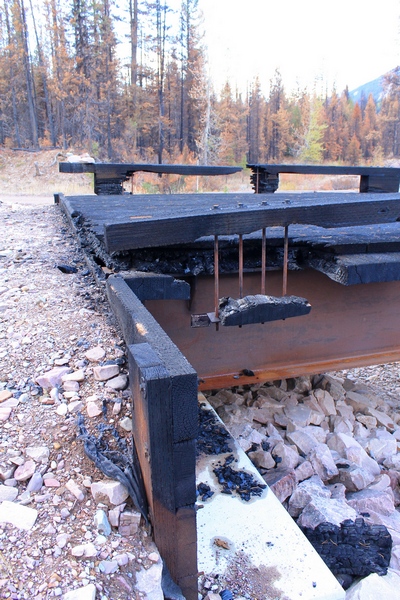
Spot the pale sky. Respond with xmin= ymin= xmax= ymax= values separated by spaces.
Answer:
xmin=199 ymin=0 xmax=400 ymax=96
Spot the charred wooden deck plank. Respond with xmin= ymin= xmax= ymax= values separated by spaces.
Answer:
xmin=59 ymin=192 xmax=400 ymax=252
xmin=304 ymin=252 xmax=400 ymax=285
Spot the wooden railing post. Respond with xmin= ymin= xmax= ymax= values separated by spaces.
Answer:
xmin=106 ymin=275 xmax=199 ymax=599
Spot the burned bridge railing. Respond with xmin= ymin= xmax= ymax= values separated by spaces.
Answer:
xmin=59 ymin=161 xmax=242 ymax=194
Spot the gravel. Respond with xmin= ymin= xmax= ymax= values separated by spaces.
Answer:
xmin=0 ymin=198 xmax=161 ymax=600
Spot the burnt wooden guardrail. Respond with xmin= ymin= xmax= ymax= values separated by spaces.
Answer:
xmin=247 ymin=164 xmax=400 ymax=193
xmin=106 ymin=274 xmax=198 ymax=599
xmin=59 ymin=162 xmax=242 ymax=194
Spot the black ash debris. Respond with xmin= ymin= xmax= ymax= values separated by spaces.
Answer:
xmin=197 ymin=403 xmax=232 ymax=456
xmin=213 ymin=455 xmax=267 ymax=501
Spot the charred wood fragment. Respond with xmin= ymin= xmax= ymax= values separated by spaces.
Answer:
xmin=301 ymin=518 xmax=392 ymax=583
xmin=218 ymin=294 xmax=311 ymax=326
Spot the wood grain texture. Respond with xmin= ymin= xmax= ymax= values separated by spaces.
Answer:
xmin=106 ymin=275 xmax=198 ymax=442
xmin=305 ymin=252 xmax=400 ymax=285
xmin=128 ymin=342 xmax=198 ymax=599
xmin=97 ymin=192 xmax=400 ymax=252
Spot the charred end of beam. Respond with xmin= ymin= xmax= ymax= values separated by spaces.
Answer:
xmin=218 ymin=294 xmax=311 ymax=326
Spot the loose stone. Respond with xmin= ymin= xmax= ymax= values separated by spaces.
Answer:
xmin=0 ymin=500 xmax=38 ymax=530
xmin=93 ymin=364 xmax=119 ymax=381
xmin=0 ymin=485 xmax=18 ymax=502
xmin=14 ymin=460 xmax=36 ymax=481
xmin=85 ymin=346 xmax=106 ymax=362
xmin=66 ymin=479 xmax=85 ymax=501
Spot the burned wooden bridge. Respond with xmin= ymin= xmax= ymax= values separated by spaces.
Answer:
xmin=58 ymin=163 xmax=400 ymax=599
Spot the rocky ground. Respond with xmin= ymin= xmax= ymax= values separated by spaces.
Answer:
xmin=0 ymin=197 xmax=164 ymax=600
xmin=204 ymin=372 xmax=400 ymax=597
xmin=2 ymin=192 xmax=400 ymax=600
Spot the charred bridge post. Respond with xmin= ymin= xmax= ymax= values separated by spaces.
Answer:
xmin=106 ymin=274 xmax=199 ymax=600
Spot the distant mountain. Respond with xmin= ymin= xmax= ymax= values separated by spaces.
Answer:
xmin=349 ymin=67 xmax=400 ymax=109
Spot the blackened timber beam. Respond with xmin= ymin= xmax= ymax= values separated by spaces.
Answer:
xmin=102 ymin=192 xmax=400 ymax=253
xmin=247 ymin=164 xmax=400 ymax=194
xmin=59 ymin=162 xmax=242 ymax=195
xmin=122 ymin=272 xmax=190 ymax=301
xmin=304 ymin=252 xmax=400 ymax=285
xmin=106 ymin=274 xmax=198 ymax=599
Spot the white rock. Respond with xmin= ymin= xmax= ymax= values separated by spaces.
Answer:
xmin=0 ymin=485 xmax=18 ymax=502
xmin=85 ymin=346 xmax=106 ymax=362
xmin=106 ymin=374 xmax=128 ymax=390
xmin=0 ymin=407 xmax=11 ymax=421
xmin=283 ymin=405 xmax=312 ymax=427
xmin=135 ymin=561 xmax=164 ymax=600
xmin=308 ymin=443 xmax=339 ymax=481
xmin=99 ymin=560 xmax=119 ymax=574
xmin=56 ymin=533 xmax=70 ymax=548
xmin=119 ymin=417 xmax=132 ymax=432
xmin=346 ymin=488 xmax=395 ymax=516
xmin=286 ymin=429 xmax=318 ymax=456
xmin=66 ymin=479 xmax=85 ymax=501
xmin=313 ymin=389 xmax=337 ymax=416
xmin=93 ymin=364 xmax=119 ymax=381
xmin=56 ymin=403 xmax=68 ymax=416
xmin=297 ymin=495 xmax=357 ymax=529
xmin=346 ymin=390 xmax=379 ymax=413
xmin=367 ymin=473 xmax=391 ymax=492
xmin=94 ymin=509 xmax=111 ymax=536
xmin=35 ymin=366 xmax=71 ymax=389
xmin=26 ymin=472 xmax=43 ymax=493
xmin=114 ymin=552 xmax=130 ymax=566
xmin=345 ymin=568 xmax=400 ymax=599
xmin=25 ymin=446 xmax=49 ymax=463
xmin=0 ymin=500 xmax=38 ymax=530
xmin=71 ymin=543 xmax=98 ymax=558
xmin=366 ymin=437 xmax=398 ymax=463
xmin=118 ymin=510 xmax=141 ymax=536
xmin=63 ymin=584 xmax=97 ymax=600
xmin=294 ymin=460 xmax=314 ymax=483
xmin=62 ymin=369 xmax=85 ymax=383
xmin=390 ymin=545 xmax=400 ymax=571
xmin=86 ymin=402 xmax=102 ymax=418
xmin=327 ymin=433 xmax=381 ymax=477
xmin=366 ymin=408 xmax=396 ymax=432
xmin=91 ymin=480 xmax=129 ymax=506
xmin=14 ymin=460 xmax=35 ymax=481
xmin=271 ymin=441 xmax=300 ymax=469
xmin=68 ymin=400 xmax=84 ymax=413
xmin=288 ymin=475 xmax=330 ymax=518
xmin=63 ymin=380 xmax=80 ymax=392
xmin=247 ymin=449 xmax=275 ymax=470
xmin=335 ymin=465 xmax=375 ymax=492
